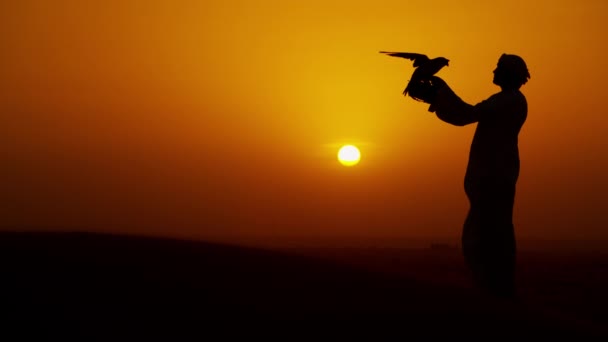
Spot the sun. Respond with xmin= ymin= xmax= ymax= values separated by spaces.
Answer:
xmin=337 ymin=145 xmax=361 ymax=167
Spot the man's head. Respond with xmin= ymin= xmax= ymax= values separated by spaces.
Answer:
xmin=493 ymin=54 xmax=530 ymax=90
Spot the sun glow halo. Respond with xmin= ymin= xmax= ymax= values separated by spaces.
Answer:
xmin=337 ymin=145 xmax=361 ymax=166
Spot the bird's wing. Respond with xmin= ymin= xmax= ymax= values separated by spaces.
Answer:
xmin=379 ymin=52 xmax=429 ymax=64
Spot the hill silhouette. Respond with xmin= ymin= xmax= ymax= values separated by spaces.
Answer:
xmin=2 ymin=231 xmax=605 ymax=339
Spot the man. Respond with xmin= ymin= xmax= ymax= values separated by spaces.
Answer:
xmin=416 ymin=54 xmax=530 ymax=298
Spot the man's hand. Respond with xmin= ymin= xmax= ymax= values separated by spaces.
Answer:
xmin=408 ymin=76 xmax=447 ymax=104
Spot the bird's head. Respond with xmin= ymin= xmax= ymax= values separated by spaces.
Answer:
xmin=437 ymin=57 xmax=450 ymax=67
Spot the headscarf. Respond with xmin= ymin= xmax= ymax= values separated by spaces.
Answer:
xmin=498 ymin=54 xmax=530 ymax=85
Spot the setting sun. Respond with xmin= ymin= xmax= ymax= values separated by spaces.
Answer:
xmin=338 ymin=145 xmax=361 ymax=167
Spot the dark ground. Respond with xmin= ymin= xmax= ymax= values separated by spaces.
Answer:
xmin=2 ymin=232 xmax=607 ymax=340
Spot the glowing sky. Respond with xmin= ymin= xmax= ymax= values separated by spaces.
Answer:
xmin=1 ymin=0 xmax=607 ymax=244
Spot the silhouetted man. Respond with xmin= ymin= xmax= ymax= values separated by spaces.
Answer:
xmin=415 ymin=54 xmax=530 ymax=298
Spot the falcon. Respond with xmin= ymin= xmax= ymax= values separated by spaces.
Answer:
xmin=380 ymin=52 xmax=449 ymax=97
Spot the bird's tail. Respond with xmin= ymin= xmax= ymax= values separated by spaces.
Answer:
xmin=402 ymin=82 xmax=410 ymax=97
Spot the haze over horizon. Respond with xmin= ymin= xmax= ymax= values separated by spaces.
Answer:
xmin=1 ymin=1 xmax=607 ymax=246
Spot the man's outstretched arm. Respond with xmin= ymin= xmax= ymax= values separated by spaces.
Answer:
xmin=427 ymin=78 xmax=497 ymax=126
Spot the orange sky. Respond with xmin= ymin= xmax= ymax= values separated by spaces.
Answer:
xmin=1 ymin=0 xmax=607 ymax=245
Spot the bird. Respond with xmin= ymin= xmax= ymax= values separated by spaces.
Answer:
xmin=380 ymin=52 xmax=449 ymax=97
